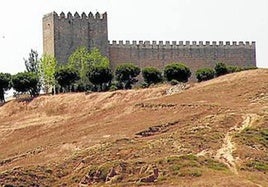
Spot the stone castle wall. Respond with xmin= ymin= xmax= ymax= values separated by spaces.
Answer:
xmin=109 ymin=40 xmax=256 ymax=73
xmin=43 ymin=12 xmax=256 ymax=74
xmin=43 ymin=12 xmax=108 ymax=64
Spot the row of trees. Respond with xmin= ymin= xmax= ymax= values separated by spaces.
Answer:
xmin=195 ymin=62 xmax=256 ymax=82
xmin=0 ymin=50 xmax=56 ymax=102
xmin=0 ymin=46 xmax=256 ymax=103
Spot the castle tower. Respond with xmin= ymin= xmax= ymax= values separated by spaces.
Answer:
xmin=43 ymin=11 xmax=256 ymax=76
xmin=43 ymin=11 xmax=108 ymax=64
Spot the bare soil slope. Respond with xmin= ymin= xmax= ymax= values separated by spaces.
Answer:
xmin=0 ymin=69 xmax=267 ymax=186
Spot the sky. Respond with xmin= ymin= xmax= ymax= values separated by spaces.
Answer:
xmin=0 ymin=0 xmax=267 ymax=74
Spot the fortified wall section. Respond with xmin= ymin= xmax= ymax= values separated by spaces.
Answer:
xmin=109 ymin=40 xmax=256 ymax=72
xmin=43 ymin=12 xmax=257 ymax=74
xmin=43 ymin=12 xmax=108 ymax=64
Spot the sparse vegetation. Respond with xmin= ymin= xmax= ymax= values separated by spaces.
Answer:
xmin=177 ymin=168 xmax=202 ymax=177
xmin=200 ymin=157 xmax=227 ymax=171
xmin=236 ymin=127 xmax=268 ymax=148
xmin=246 ymin=160 xmax=268 ymax=172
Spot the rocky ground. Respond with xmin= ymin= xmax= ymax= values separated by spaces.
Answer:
xmin=0 ymin=69 xmax=267 ymax=186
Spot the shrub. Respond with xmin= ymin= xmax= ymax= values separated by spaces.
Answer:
xmin=227 ymin=65 xmax=242 ymax=73
xmin=142 ymin=67 xmax=163 ymax=85
xmin=115 ymin=63 xmax=140 ymax=89
xmin=164 ymin=63 xmax=191 ymax=82
xmin=195 ymin=68 xmax=215 ymax=82
xmin=214 ymin=62 xmax=228 ymax=76
xmin=242 ymin=66 xmax=258 ymax=71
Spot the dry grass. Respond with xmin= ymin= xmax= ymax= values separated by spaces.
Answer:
xmin=0 ymin=69 xmax=268 ymax=186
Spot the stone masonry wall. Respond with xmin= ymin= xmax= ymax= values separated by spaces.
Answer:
xmin=109 ymin=41 xmax=256 ymax=74
xmin=43 ymin=12 xmax=256 ymax=76
xmin=43 ymin=12 xmax=108 ymax=64
xmin=43 ymin=13 xmax=55 ymax=57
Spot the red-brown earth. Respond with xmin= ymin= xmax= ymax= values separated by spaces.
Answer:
xmin=0 ymin=69 xmax=267 ymax=186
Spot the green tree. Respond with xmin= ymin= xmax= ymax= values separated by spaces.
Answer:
xmin=215 ymin=62 xmax=228 ymax=77
xmin=40 ymin=54 xmax=57 ymax=93
xmin=87 ymin=48 xmax=109 ymax=67
xmin=195 ymin=68 xmax=215 ymax=82
xmin=142 ymin=67 xmax=163 ymax=85
xmin=12 ymin=72 xmax=39 ymax=96
xmin=68 ymin=47 xmax=109 ymax=90
xmin=164 ymin=63 xmax=191 ymax=82
xmin=55 ymin=66 xmax=79 ymax=92
xmin=24 ymin=49 xmax=41 ymax=96
xmin=115 ymin=63 xmax=140 ymax=89
xmin=87 ymin=64 xmax=113 ymax=91
xmin=0 ymin=73 xmax=11 ymax=102
xmin=68 ymin=47 xmax=90 ymax=83
xmin=24 ymin=49 xmax=39 ymax=73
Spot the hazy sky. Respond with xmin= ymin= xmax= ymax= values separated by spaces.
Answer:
xmin=0 ymin=0 xmax=267 ymax=74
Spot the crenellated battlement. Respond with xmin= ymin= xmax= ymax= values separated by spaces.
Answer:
xmin=43 ymin=11 xmax=256 ymax=71
xmin=44 ymin=11 xmax=107 ymax=21
xmin=109 ymin=40 xmax=256 ymax=49
xmin=43 ymin=11 xmax=108 ymax=63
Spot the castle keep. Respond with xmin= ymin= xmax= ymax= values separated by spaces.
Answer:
xmin=43 ymin=12 xmax=256 ymax=72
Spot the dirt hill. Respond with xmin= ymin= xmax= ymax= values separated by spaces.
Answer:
xmin=0 ymin=69 xmax=267 ymax=186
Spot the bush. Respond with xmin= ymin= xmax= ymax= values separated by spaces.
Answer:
xmin=142 ymin=67 xmax=163 ymax=85
xmin=164 ymin=63 xmax=191 ymax=82
xmin=214 ymin=62 xmax=228 ymax=77
xmin=115 ymin=63 xmax=140 ymax=89
xmin=242 ymin=66 xmax=258 ymax=71
xmin=195 ymin=68 xmax=215 ymax=82
xmin=227 ymin=65 xmax=242 ymax=73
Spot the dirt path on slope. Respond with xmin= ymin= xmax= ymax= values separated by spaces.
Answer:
xmin=215 ymin=114 xmax=260 ymax=174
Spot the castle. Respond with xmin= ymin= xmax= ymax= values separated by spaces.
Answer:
xmin=43 ymin=12 xmax=256 ymax=73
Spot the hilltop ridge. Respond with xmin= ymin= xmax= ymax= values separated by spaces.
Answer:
xmin=0 ymin=69 xmax=267 ymax=186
